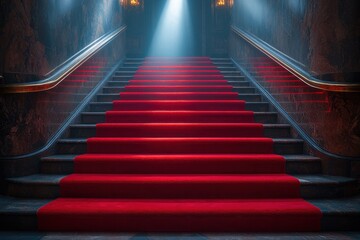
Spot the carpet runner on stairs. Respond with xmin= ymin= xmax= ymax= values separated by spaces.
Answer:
xmin=38 ymin=57 xmax=322 ymax=232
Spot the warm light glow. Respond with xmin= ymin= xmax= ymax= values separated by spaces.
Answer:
xmin=120 ymin=0 xmax=141 ymax=7
xmin=216 ymin=0 xmax=226 ymax=7
xmin=216 ymin=0 xmax=234 ymax=8
xmin=130 ymin=0 xmax=140 ymax=6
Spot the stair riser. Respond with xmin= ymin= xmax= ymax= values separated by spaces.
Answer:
xmin=0 ymin=215 xmax=39 ymax=231
xmin=59 ymin=179 xmax=300 ymax=199
xmin=2 ymin=210 xmax=358 ymax=232
xmin=121 ymin=87 xmax=237 ymax=92
xmin=80 ymin=113 xmax=278 ymax=124
xmin=96 ymin=93 xmax=260 ymax=102
xmin=56 ymin=141 xmax=303 ymax=155
xmin=41 ymin=158 xmax=322 ymax=175
xmin=286 ymin=161 xmax=322 ymax=175
xmin=102 ymin=87 xmax=125 ymax=94
xmin=127 ymin=76 xmax=227 ymax=80
xmin=124 ymin=61 xmax=233 ymax=65
xmin=115 ymin=72 xmax=242 ymax=76
xmin=41 ymin=162 xmax=74 ymax=175
xmin=69 ymin=126 xmax=290 ymax=138
xmin=6 ymin=183 xmax=60 ymax=199
xmin=233 ymin=87 xmax=256 ymax=94
xmin=107 ymin=81 xmax=250 ymax=87
xmin=135 ymin=67 xmax=237 ymax=71
xmin=107 ymin=81 xmax=128 ymax=87
xmin=89 ymin=102 xmax=269 ymax=112
xmin=7 ymin=180 xmax=356 ymax=200
xmin=300 ymin=184 xmax=359 ymax=199
xmin=111 ymin=75 xmax=245 ymax=81
xmin=111 ymin=102 xmax=246 ymax=111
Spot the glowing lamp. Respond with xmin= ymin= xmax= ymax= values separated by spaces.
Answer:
xmin=121 ymin=0 xmax=143 ymax=8
xmin=130 ymin=0 xmax=140 ymax=6
xmin=215 ymin=0 xmax=233 ymax=8
xmin=216 ymin=0 xmax=226 ymax=7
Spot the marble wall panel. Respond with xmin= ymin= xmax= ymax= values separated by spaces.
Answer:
xmin=230 ymin=0 xmax=360 ymax=157
xmin=231 ymin=0 xmax=360 ymax=77
xmin=0 ymin=0 xmax=125 ymax=156
xmin=0 ymin=0 xmax=124 ymax=79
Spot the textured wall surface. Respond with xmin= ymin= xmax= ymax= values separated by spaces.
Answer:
xmin=231 ymin=0 xmax=360 ymax=77
xmin=0 ymin=0 xmax=125 ymax=156
xmin=230 ymin=0 xmax=360 ymax=157
xmin=0 ymin=0 xmax=123 ymax=78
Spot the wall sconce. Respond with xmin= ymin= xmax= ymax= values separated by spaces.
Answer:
xmin=130 ymin=0 xmax=141 ymax=6
xmin=215 ymin=0 xmax=233 ymax=8
xmin=216 ymin=0 xmax=226 ymax=7
xmin=121 ymin=0 xmax=143 ymax=8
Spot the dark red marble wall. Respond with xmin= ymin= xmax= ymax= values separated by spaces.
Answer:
xmin=0 ymin=0 xmax=124 ymax=78
xmin=230 ymin=0 xmax=360 ymax=157
xmin=0 ymin=0 xmax=125 ymax=156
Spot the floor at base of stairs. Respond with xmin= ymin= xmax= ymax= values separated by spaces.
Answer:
xmin=0 ymin=232 xmax=359 ymax=240
xmin=1 ymin=194 xmax=360 ymax=235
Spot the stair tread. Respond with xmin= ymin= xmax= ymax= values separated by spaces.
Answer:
xmin=58 ymin=137 xmax=302 ymax=142
xmin=42 ymin=154 xmax=320 ymax=162
xmin=0 ymin=232 xmax=359 ymax=239
xmin=90 ymin=101 xmax=265 ymax=104
xmin=7 ymin=174 xmax=356 ymax=186
xmin=2 ymin=194 xmax=360 ymax=215
xmin=70 ymin=123 xmax=290 ymax=128
xmin=99 ymin=92 xmax=258 ymax=95
xmin=82 ymin=111 xmax=277 ymax=115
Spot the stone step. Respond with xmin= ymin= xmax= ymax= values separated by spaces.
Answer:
xmin=123 ymin=62 xmax=235 ymax=68
xmin=124 ymin=59 xmax=233 ymax=64
xmin=80 ymin=111 xmax=279 ymax=124
xmin=101 ymin=86 xmax=126 ymax=94
xmin=115 ymin=71 xmax=242 ymax=76
xmin=40 ymin=154 xmax=322 ymax=175
xmin=55 ymin=138 xmax=304 ymax=155
xmin=5 ymin=174 xmax=357 ymax=199
xmin=88 ymin=101 xmax=269 ymax=112
xmin=106 ymin=79 xmax=250 ymax=87
xmin=0 ymin=232 xmax=360 ymax=239
xmin=102 ymin=85 xmax=255 ymax=94
xmin=68 ymin=123 xmax=291 ymax=139
xmin=126 ymin=66 xmax=238 ymax=71
xmin=111 ymin=75 xmax=245 ymax=81
xmin=96 ymin=93 xmax=262 ymax=102
xmin=106 ymin=81 xmax=129 ymax=87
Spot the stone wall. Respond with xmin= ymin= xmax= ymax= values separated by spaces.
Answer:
xmin=230 ymin=0 xmax=360 ymax=157
xmin=0 ymin=0 xmax=124 ymax=78
xmin=0 ymin=0 xmax=125 ymax=156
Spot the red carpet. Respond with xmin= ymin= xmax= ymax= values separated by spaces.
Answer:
xmin=38 ymin=57 xmax=321 ymax=232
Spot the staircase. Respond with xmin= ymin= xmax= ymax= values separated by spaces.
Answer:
xmin=1 ymin=57 xmax=359 ymax=234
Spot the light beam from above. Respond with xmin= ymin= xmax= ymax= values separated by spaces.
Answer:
xmin=148 ymin=0 xmax=193 ymax=57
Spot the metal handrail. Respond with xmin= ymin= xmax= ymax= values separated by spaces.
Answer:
xmin=0 ymin=25 xmax=127 ymax=94
xmin=231 ymin=26 xmax=360 ymax=92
